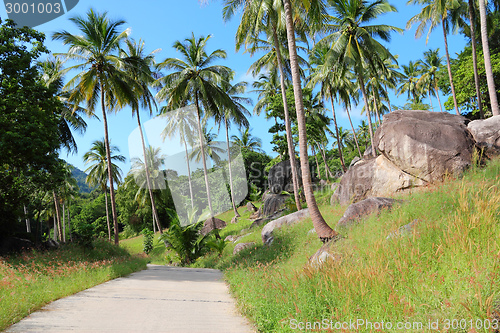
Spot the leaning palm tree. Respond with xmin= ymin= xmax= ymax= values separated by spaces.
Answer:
xmin=155 ymin=34 xmax=234 ymax=218
xmin=161 ymin=105 xmax=198 ymax=210
xmin=120 ymin=38 xmax=164 ymax=234
xmin=214 ymin=80 xmax=251 ymax=218
xmin=407 ymin=0 xmax=462 ymax=115
xmin=53 ymin=9 xmax=135 ymax=245
xmin=83 ymin=140 xmax=125 ymax=241
xmin=224 ymin=0 xmax=305 ymax=211
xmin=477 ymin=0 xmax=499 ymax=116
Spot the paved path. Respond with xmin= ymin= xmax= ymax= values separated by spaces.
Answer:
xmin=5 ymin=265 xmax=254 ymax=333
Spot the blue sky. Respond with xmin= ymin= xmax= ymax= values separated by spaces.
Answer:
xmin=1 ymin=0 xmax=468 ymax=175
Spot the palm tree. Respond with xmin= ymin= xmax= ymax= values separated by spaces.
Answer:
xmin=231 ymin=128 xmax=264 ymax=153
xmin=281 ymin=0 xmax=343 ymax=243
xmin=215 ymin=80 xmax=251 ymax=217
xmin=252 ymin=73 xmax=281 ymax=116
xmin=155 ymin=33 xmax=234 ymax=218
xmin=224 ymin=0 xmax=304 ymax=211
xmin=161 ymin=105 xmax=198 ymax=210
xmin=321 ymin=0 xmax=402 ymax=159
xmin=39 ymin=57 xmax=88 ymax=154
xmin=407 ymin=0 xmax=462 ymax=115
xmin=478 ymin=0 xmax=499 ymax=116
xmin=398 ymin=60 xmax=424 ymax=103
xmin=120 ymin=38 xmax=164 ymax=234
xmin=53 ymin=9 xmax=135 ymax=245
xmin=83 ymin=140 xmax=125 ymax=241
xmin=418 ymin=48 xmax=445 ymax=112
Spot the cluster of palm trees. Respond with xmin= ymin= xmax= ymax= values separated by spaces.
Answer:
xmin=50 ymin=0 xmax=499 ymax=246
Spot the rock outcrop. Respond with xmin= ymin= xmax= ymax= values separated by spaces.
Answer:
xmin=337 ymin=197 xmax=397 ymax=227
xmin=268 ymin=160 xmax=301 ymax=194
xmin=261 ymin=209 xmax=310 ymax=245
xmin=467 ymin=115 xmax=500 ymax=158
xmin=233 ymin=242 xmax=255 ymax=255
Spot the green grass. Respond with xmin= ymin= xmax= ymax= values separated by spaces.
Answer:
xmin=0 ymin=240 xmax=148 ymax=331
xmin=193 ymin=159 xmax=500 ymax=332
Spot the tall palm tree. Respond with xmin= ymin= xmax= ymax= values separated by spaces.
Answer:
xmin=418 ymin=48 xmax=445 ymax=112
xmin=39 ymin=57 xmax=88 ymax=154
xmin=161 ymin=105 xmax=198 ymax=210
xmin=231 ymin=128 xmax=264 ymax=153
xmin=155 ymin=34 xmax=234 ymax=218
xmin=83 ymin=139 xmax=125 ymax=241
xmin=407 ymin=0 xmax=462 ymax=115
xmin=53 ymin=9 xmax=135 ymax=245
xmin=478 ymin=0 xmax=499 ymax=116
xmin=224 ymin=0 xmax=304 ymax=211
xmin=321 ymin=0 xmax=402 ymax=159
xmin=252 ymin=73 xmax=281 ymax=116
xmin=281 ymin=0 xmax=343 ymax=243
xmin=120 ymin=38 xmax=164 ymax=234
xmin=215 ymin=80 xmax=251 ymax=217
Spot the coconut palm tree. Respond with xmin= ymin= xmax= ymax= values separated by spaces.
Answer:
xmin=83 ymin=139 xmax=125 ymax=241
xmin=161 ymin=105 xmax=198 ymax=210
xmin=407 ymin=0 xmax=462 ymax=115
xmin=398 ymin=60 xmax=424 ymax=103
xmin=155 ymin=33 xmax=234 ymax=218
xmin=478 ymin=0 xmax=499 ymax=116
xmin=320 ymin=0 xmax=401 ymax=160
xmin=214 ymin=80 xmax=251 ymax=217
xmin=53 ymin=9 xmax=135 ymax=245
xmin=231 ymin=128 xmax=264 ymax=153
xmin=252 ymin=72 xmax=282 ymax=116
xmin=224 ymin=0 xmax=305 ymax=211
xmin=120 ymin=38 xmax=164 ymax=234
xmin=418 ymin=48 xmax=445 ymax=112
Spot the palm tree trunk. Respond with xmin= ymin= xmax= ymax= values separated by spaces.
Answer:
xmin=53 ymin=191 xmax=63 ymax=242
xmin=225 ymin=117 xmax=240 ymax=217
xmin=469 ymin=0 xmax=484 ymax=118
xmin=478 ymin=0 xmax=499 ymax=116
xmin=195 ymin=92 xmax=214 ymax=217
xmin=24 ymin=205 xmax=31 ymax=233
xmin=62 ymin=203 xmax=66 ymax=243
xmin=183 ymin=139 xmax=195 ymax=209
xmin=68 ymin=201 xmax=72 ymax=242
xmin=53 ymin=217 xmax=57 ymax=241
xmin=384 ymin=84 xmax=393 ymax=112
xmin=136 ymin=111 xmax=163 ymax=234
xmin=312 ymin=145 xmax=321 ymax=179
xmin=428 ymin=86 xmax=434 ymax=111
xmin=272 ymin=26 xmax=302 ymax=211
xmin=442 ymin=20 xmax=460 ymax=115
xmin=329 ymin=93 xmax=346 ymax=172
xmin=100 ymin=77 xmax=120 ymax=245
xmin=347 ymin=107 xmax=362 ymax=158
xmin=318 ymin=143 xmax=334 ymax=178
xmin=283 ymin=0 xmax=338 ymax=243
xmin=358 ymin=74 xmax=377 ymax=158
xmin=104 ymin=189 xmax=111 ymax=241
xmin=434 ymin=83 xmax=444 ymax=112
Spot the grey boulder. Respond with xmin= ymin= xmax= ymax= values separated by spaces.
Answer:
xmin=337 ymin=197 xmax=397 ymax=227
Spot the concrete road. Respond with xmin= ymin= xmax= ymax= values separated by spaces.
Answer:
xmin=5 ymin=265 xmax=254 ymax=333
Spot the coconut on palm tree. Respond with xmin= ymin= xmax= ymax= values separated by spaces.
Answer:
xmin=83 ymin=139 xmax=125 ymax=241
xmin=155 ymin=34 xmax=234 ymax=218
xmin=53 ymin=9 xmax=135 ymax=245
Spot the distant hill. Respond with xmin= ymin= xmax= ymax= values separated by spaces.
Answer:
xmin=71 ymin=166 xmax=95 ymax=194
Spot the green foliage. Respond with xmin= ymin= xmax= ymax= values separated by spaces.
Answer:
xmin=160 ymin=217 xmax=210 ymax=265
xmin=141 ymin=228 xmax=154 ymax=254
xmin=206 ymin=238 xmax=228 ymax=256
xmin=0 ymin=19 xmax=64 ymax=237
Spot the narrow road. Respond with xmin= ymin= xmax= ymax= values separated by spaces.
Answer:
xmin=5 ymin=265 xmax=254 ymax=333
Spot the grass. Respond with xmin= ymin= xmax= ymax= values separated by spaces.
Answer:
xmin=192 ymin=159 xmax=500 ymax=332
xmin=0 ymin=240 xmax=148 ymax=331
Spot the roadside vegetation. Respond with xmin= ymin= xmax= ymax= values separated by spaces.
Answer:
xmin=0 ymin=241 xmax=148 ymax=331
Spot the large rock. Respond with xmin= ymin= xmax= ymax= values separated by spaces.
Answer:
xmin=0 ymin=237 xmax=34 ymax=254
xmin=467 ymin=115 xmax=500 ymax=158
xmin=332 ymin=155 xmax=425 ymax=206
xmin=338 ymin=197 xmax=397 ymax=227
xmin=233 ymin=242 xmax=255 ymax=255
xmin=254 ymin=192 xmax=288 ymax=219
xmin=200 ymin=217 xmax=226 ymax=236
xmin=375 ymin=110 xmax=476 ymax=182
xmin=261 ymin=209 xmax=310 ymax=245
xmin=268 ymin=160 xmax=302 ymax=194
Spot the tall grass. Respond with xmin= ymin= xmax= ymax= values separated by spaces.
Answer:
xmin=0 ymin=240 xmax=148 ymax=331
xmin=210 ymin=159 xmax=500 ymax=332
